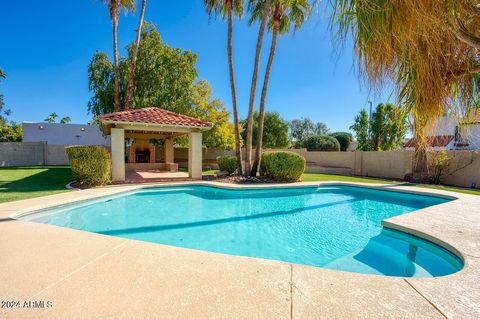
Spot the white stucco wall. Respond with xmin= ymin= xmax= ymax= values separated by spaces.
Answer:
xmin=429 ymin=115 xmax=457 ymax=136
xmin=22 ymin=122 xmax=110 ymax=146
xmin=454 ymin=123 xmax=480 ymax=150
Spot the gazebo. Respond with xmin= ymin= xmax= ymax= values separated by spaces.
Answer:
xmin=98 ymin=107 xmax=213 ymax=182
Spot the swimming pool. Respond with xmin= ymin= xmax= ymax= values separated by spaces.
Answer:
xmin=19 ymin=185 xmax=463 ymax=277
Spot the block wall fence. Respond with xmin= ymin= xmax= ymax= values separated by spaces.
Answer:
xmin=1 ymin=142 xmax=479 ymax=189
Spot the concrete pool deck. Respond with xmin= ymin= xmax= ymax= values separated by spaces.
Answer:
xmin=0 ymin=181 xmax=479 ymax=318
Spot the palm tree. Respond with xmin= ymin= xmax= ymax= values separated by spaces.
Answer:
xmin=250 ymin=0 xmax=311 ymax=176
xmin=203 ymin=0 xmax=245 ymax=175
xmin=330 ymin=0 xmax=480 ymax=178
xmin=125 ymin=0 xmax=147 ymax=110
xmin=0 ymin=68 xmax=5 ymax=79
xmin=44 ymin=112 xmax=58 ymax=123
xmin=101 ymin=0 xmax=135 ymax=112
xmin=60 ymin=116 xmax=72 ymax=124
xmin=244 ymin=0 xmax=271 ymax=177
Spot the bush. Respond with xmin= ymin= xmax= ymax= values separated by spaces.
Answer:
xmin=428 ymin=151 xmax=450 ymax=184
xmin=330 ymin=132 xmax=353 ymax=151
xmin=260 ymin=151 xmax=305 ymax=182
xmin=66 ymin=146 xmax=111 ymax=186
xmin=216 ymin=155 xmax=237 ymax=175
xmin=302 ymin=135 xmax=340 ymax=151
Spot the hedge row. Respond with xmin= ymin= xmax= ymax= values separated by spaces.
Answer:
xmin=216 ymin=155 xmax=237 ymax=175
xmin=65 ymin=146 xmax=111 ymax=186
xmin=260 ymin=151 xmax=305 ymax=182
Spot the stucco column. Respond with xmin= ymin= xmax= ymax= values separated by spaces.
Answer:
xmin=164 ymin=138 xmax=174 ymax=163
xmin=188 ymin=132 xmax=202 ymax=179
xmin=129 ymin=141 xmax=136 ymax=163
xmin=149 ymin=144 xmax=156 ymax=163
xmin=111 ymin=128 xmax=125 ymax=182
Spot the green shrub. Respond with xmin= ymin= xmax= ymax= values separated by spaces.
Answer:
xmin=66 ymin=146 xmax=111 ymax=186
xmin=302 ymin=135 xmax=340 ymax=151
xmin=216 ymin=155 xmax=237 ymax=175
xmin=260 ymin=151 xmax=305 ymax=182
xmin=330 ymin=132 xmax=353 ymax=151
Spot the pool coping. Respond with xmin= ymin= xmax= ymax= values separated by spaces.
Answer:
xmin=0 ymin=181 xmax=479 ymax=318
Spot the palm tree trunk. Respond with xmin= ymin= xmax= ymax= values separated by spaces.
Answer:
xmin=251 ymin=25 xmax=278 ymax=177
xmin=124 ymin=0 xmax=147 ymax=110
xmin=112 ymin=13 xmax=121 ymax=112
xmin=227 ymin=2 xmax=244 ymax=175
xmin=245 ymin=0 xmax=271 ymax=176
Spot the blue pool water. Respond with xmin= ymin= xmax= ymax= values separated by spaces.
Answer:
xmin=20 ymin=185 xmax=463 ymax=277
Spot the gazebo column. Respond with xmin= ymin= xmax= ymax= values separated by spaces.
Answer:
xmin=188 ymin=132 xmax=202 ymax=179
xmin=164 ymin=138 xmax=174 ymax=164
xmin=111 ymin=128 xmax=125 ymax=182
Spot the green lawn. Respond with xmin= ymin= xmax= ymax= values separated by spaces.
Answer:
xmin=301 ymin=173 xmax=399 ymax=184
xmin=0 ymin=166 xmax=73 ymax=203
xmin=1 ymin=166 xmax=477 ymax=204
xmin=301 ymin=173 xmax=480 ymax=196
xmin=203 ymin=170 xmax=480 ymax=196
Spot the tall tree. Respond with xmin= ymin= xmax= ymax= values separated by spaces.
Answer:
xmin=240 ymin=111 xmax=290 ymax=149
xmin=189 ymin=80 xmax=236 ymax=150
xmin=101 ymin=0 xmax=135 ymax=112
xmin=249 ymin=0 xmax=311 ymax=176
xmin=203 ymin=0 xmax=245 ymax=175
xmin=349 ymin=109 xmax=369 ymax=151
xmin=289 ymin=117 xmax=328 ymax=146
xmin=370 ymin=103 xmax=408 ymax=151
xmin=88 ymin=24 xmax=198 ymax=116
xmin=350 ymin=103 xmax=407 ymax=151
xmin=0 ymin=69 xmax=9 ymax=123
xmin=244 ymin=0 xmax=271 ymax=176
xmin=0 ymin=70 xmax=21 ymax=142
xmin=330 ymin=0 xmax=480 ymax=174
xmin=124 ymin=0 xmax=147 ymax=110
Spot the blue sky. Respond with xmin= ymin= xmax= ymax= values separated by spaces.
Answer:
xmin=0 ymin=0 xmax=390 ymax=132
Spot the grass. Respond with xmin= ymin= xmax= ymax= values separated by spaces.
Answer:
xmin=301 ymin=173 xmax=399 ymax=184
xmin=300 ymin=173 xmax=480 ymax=196
xmin=1 ymin=166 xmax=477 ymax=204
xmin=0 ymin=166 xmax=73 ymax=203
xmin=203 ymin=170 xmax=480 ymax=196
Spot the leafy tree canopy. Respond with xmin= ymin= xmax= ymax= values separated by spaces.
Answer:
xmin=0 ymin=69 xmax=21 ymax=142
xmin=350 ymin=103 xmax=407 ymax=151
xmin=87 ymin=23 xmax=234 ymax=149
xmin=330 ymin=131 xmax=353 ymax=151
xmin=188 ymin=80 xmax=235 ymax=149
xmin=241 ymin=111 xmax=290 ymax=149
xmin=88 ymin=23 xmax=198 ymax=115
xmin=289 ymin=117 xmax=329 ymax=146
xmin=302 ymin=135 xmax=340 ymax=151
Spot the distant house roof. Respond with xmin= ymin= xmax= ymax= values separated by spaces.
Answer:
xmin=98 ymin=107 xmax=213 ymax=128
xmin=404 ymin=135 xmax=454 ymax=148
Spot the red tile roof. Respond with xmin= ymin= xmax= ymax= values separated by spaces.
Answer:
xmin=98 ymin=107 xmax=213 ymax=128
xmin=404 ymin=135 xmax=454 ymax=148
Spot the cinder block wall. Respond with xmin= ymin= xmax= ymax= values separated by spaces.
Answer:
xmin=0 ymin=142 xmax=46 ymax=166
xmin=2 ymin=142 xmax=479 ymax=189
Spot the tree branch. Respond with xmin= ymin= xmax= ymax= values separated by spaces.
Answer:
xmin=450 ymin=17 xmax=480 ymax=50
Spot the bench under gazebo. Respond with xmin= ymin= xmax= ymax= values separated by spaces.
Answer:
xmin=98 ymin=107 xmax=213 ymax=182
